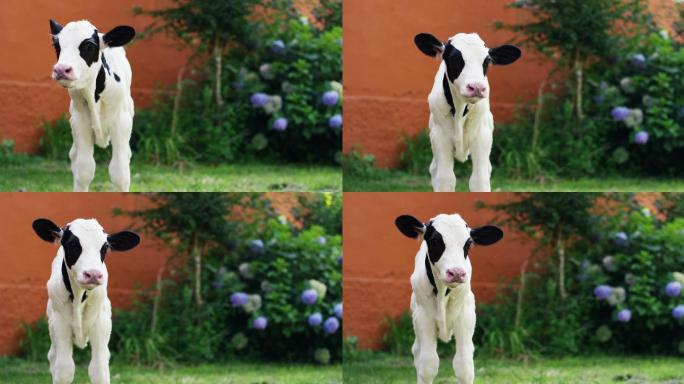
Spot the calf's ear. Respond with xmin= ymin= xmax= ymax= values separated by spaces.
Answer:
xmin=108 ymin=231 xmax=140 ymax=252
xmin=414 ymin=33 xmax=444 ymax=57
xmin=103 ymin=26 xmax=136 ymax=47
xmin=32 ymin=218 xmax=63 ymax=243
xmin=470 ymin=225 xmax=503 ymax=246
xmin=49 ymin=19 xmax=63 ymax=35
xmin=395 ymin=215 xmax=426 ymax=238
xmin=489 ymin=45 xmax=521 ymax=65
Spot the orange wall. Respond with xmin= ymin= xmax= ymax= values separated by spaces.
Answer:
xmin=342 ymin=0 xmax=675 ymax=167
xmin=0 ymin=193 xmax=170 ymax=355
xmin=342 ymin=192 xmax=534 ymax=349
xmin=0 ymin=0 xmax=188 ymax=153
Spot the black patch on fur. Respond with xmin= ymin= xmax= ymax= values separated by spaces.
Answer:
xmin=79 ymin=30 xmax=100 ymax=67
xmin=61 ymin=228 xmax=82 ymax=268
xmin=61 ymin=260 xmax=74 ymax=302
xmin=114 ymin=73 xmax=120 ymax=82
xmin=424 ymin=223 xmax=445 ymax=263
xmin=101 ymin=54 xmax=111 ymax=75
xmin=52 ymin=37 xmax=61 ymax=59
xmin=100 ymin=243 xmax=108 ymax=262
xmin=95 ymin=66 xmax=106 ymax=102
xmin=442 ymin=75 xmax=456 ymax=116
xmin=82 ymin=291 xmax=88 ymax=302
xmin=463 ymin=239 xmax=473 ymax=259
xmin=483 ymin=57 xmax=491 ymax=76
xmin=463 ymin=105 xmax=469 ymax=117
xmin=442 ymin=42 xmax=465 ymax=82
xmin=425 ymin=256 xmax=437 ymax=295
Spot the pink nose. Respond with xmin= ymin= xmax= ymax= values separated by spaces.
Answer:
xmin=53 ymin=64 xmax=73 ymax=80
xmin=82 ymin=269 xmax=103 ymax=285
xmin=446 ymin=268 xmax=467 ymax=283
xmin=465 ymin=83 xmax=487 ymax=98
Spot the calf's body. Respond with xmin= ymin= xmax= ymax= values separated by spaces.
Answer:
xmin=396 ymin=213 xmax=503 ymax=384
xmin=49 ymin=20 xmax=136 ymax=192
xmin=415 ymin=33 xmax=521 ymax=192
xmin=33 ymin=218 xmax=140 ymax=384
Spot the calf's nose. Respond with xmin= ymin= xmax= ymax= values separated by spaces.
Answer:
xmin=53 ymin=64 xmax=73 ymax=80
xmin=446 ymin=268 xmax=467 ymax=283
xmin=82 ymin=269 xmax=103 ymax=285
xmin=465 ymin=83 xmax=487 ymax=98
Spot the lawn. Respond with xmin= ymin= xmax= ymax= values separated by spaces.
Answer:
xmin=0 ymin=357 xmax=341 ymax=384
xmin=343 ymin=353 xmax=684 ymax=383
xmin=0 ymin=158 xmax=341 ymax=192
xmin=344 ymin=170 xmax=684 ymax=192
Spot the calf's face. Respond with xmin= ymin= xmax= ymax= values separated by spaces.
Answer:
xmin=49 ymin=19 xmax=135 ymax=90
xmin=415 ymin=33 xmax=521 ymax=104
xmin=396 ymin=213 xmax=503 ymax=287
xmin=33 ymin=218 xmax=140 ymax=290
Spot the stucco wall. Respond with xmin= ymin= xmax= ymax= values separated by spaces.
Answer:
xmin=342 ymin=192 xmax=535 ymax=349
xmin=0 ymin=0 xmax=188 ymax=153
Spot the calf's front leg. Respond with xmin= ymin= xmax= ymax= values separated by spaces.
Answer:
xmin=108 ymin=111 xmax=133 ymax=192
xmin=467 ymin=113 xmax=494 ymax=192
xmin=413 ymin=309 xmax=439 ymax=384
xmin=452 ymin=292 xmax=476 ymax=384
xmin=47 ymin=311 xmax=75 ymax=384
xmin=69 ymin=113 xmax=96 ymax=192
xmin=429 ymin=115 xmax=456 ymax=192
xmin=88 ymin=303 xmax=112 ymax=384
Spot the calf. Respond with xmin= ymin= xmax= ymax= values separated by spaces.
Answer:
xmin=395 ymin=213 xmax=503 ymax=384
xmin=49 ymin=19 xmax=136 ymax=192
xmin=33 ymin=218 xmax=140 ymax=384
xmin=414 ymin=33 xmax=521 ymax=192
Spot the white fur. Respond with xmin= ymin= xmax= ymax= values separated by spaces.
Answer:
xmin=409 ymin=214 xmax=476 ymax=384
xmin=46 ymin=219 xmax=111 ymax=384
xmin=52 ymin=20 xmax=134 ymax=192
xmin=426 ymin=33 xmax=494 ymax=192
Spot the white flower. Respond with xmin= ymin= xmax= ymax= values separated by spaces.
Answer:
xmin=309 ymin=279 xmax=327 ymax=300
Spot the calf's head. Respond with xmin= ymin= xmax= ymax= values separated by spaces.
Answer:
xmin=49 ymin=19 xmax=135 ymax=89
xmin=396 ymin=213 xmax=503 ymax=287
xmin=414 ymin=33 xmax=521 ymax=103
xmin=33 ymin=218 xmax=140 ymax=289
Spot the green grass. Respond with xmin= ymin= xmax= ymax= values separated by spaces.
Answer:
xmin=343 ymin=353 xmax=684 ymax=383
xmin=0 ymin=158 xmax=341 ymax=192
xmin=344 ymin=170 xmax=684 ymax=192
xmin=0 ymin=357 xmax=341 ymax=384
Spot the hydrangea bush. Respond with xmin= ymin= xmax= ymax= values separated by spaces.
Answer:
xmin=208 ymin=217 xmax=342 ymax=363
xmin=227 ymin=17 xmax=343 ymax=164
xmin=572 ymin=203 xmax=684 ymax=353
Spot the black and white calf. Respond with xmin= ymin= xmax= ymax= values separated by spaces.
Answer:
xmin=395 ymin=213 xmax=503 ymax=384
xmin=33 ymin=218 xmax=140 ymax=384
xmin=49 ymin=20 xmax=136 ymax=192
xmin=414 ymin=33 xmax=521 ymax=192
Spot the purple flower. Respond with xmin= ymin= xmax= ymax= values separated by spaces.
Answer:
xmin=249 ymin=239 xmax=265 ymax=254
xmin=594 ymin=285 xmax=613 ymax=300
xmin=273 ymin=117 xmax=288 ymax=131
xmin=617 ymin=309 xmax=632 ymax=322
xmin=593 ymin=95 xmax=605 ymax=104
xmin=630 ymin=53 xmax=646 ymax=69
xmin=666 ymin=281 xmax=682 ymax=297
xmin=253 ymin=316 xmax=268 ymax=330
xmin=250 ymin=93 xmax=269 ymax=108
xmin=334 ymin=303 xmax=343 ymax=319
xmin=323 ymin=317 xmax=340 ymax=334
xmin=308 ymin=313 xmax=323 ymax=326
xmin=212 ymin=281 xmax=224 ymax=290
xmin=271 ymin=40 xmax=286 ymax=54
xmin=673 ymin=305 xmax=684 ymax=319
xmin=613 ymin=232 xmax=628 ymax=247
xmin=612 ymin=107 xmax=630 ymax=121
xmin=231 ymin=292 xmax=249 ymax=307
xmin=328 ymin=114 xmax=342 ymax=129
xmin=634 ymin=131 xmax=649 ymax=145
xmin=301 ymin=289 xmax=319 ymax=305
xmin=322 ymin=91 xmax=340 ymax=107
xmin=317 ymin=236 xmax=327 ymax=245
